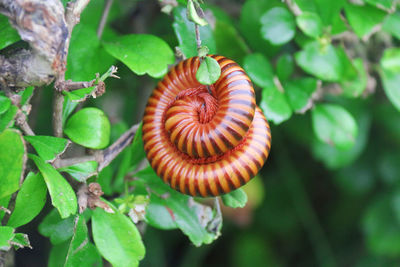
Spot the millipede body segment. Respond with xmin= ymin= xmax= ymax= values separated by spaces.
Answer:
xmin=142 ymin=55 xmax=271 ymax=197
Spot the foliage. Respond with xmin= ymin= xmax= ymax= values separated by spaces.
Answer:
xmin=0 ymin=0 xmax=400 ymax=266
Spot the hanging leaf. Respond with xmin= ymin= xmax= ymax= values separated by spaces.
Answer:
xmin=24 ymin=135 xmax=69 ymax=162
xmin=196 ymin=57 xmax=221 ymax=85
xmin=29 ymin=155 xmax=77 ymax=218
xmin=221 ymin=188 xmax=248 ymax=208
xmin=64 ymin=107 xmax=111 ymax=149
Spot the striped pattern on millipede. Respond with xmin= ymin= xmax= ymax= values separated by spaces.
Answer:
xmin=142 ymin=55 xmax=271 ymax=197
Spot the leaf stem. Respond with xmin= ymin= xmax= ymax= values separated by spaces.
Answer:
xmin=97 ymin=0 xmax=114 ymax=39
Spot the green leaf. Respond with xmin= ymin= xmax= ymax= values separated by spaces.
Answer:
xmin=12 ymin=233 xmax=31 ymax=250
xmin=365 ymin=0 xmax=394 ymax=9
xmin=64 ymin=107 xmax=111 ymax=149
xmin=48 ymin=241 xmax=70 ymax=267
xmin=173 ymin=6 xmax=216 ymax=58
xmin=296 ymin=12 xmax=323 ymax=38
xmin=63 ymin=87 xmax=96 ymax=102
xmin=58 ymin=161 xmax=98 ymax=182
xmin=243 ymin=53 xmax=274 ymax=88
xmin=313 ymin=0 xmax=344 ymax=26
xmin=0 ymin=226 xmax=14 ymax=251
xmin=0 ymin=96 xmax=11 ymax=115
xmin=66 ymin=24 xmax=115 ymax=81
xmin=221 ymin=188 xmax=248 ymax=208
xmin=344 ymin=3 xmax=386 ymax=38
xmin=19 ymin=86 xmax=34 ymax=107
xmin=62 ymin=99 xmax=79 ymax=126
xmin=195 ymin=57 xmax=221 ymax=85
xmin=380 ymin=49 xmax=400 ymax=112
xmin=24 ymin=135 xmax=68 ymax=162
xmin=383 ymin=11 xmax=400 ymax=40
xmin=64 ymin=215 xmax=102 ymax=267
xmin=381 ymin=48 xmax=400 ymax=72
xmin=380 ymin=70 xmax=400 ymax=112
xmin=341 ymin=58 xmax=367 ymax=98
xmin=276 ymin=53 xmax=294 ymax=81
xmin=312 ymin=104 xmax=358 ymax=149
xmin=38 ymin=209 xmax=75 ymax=244
xmin=312 ymin=104 xmax=370 ymax=169
xmin=0 ymin=15 xmax=20 ymax=50
xmin=145 ymin=194 xmax=178 ymax=230
xmin=260 ymin=7 xmax=296 ymax=46
xmin=7 ymin=172 xmax=47 ymax=228
xmin=0 ymin=195 xmax=11 ymax=221
xmin=239 ymin=0 xmax=283 ymax=57
xmin=363 ymin=194 xmax=400 ymax=256
xmin=103 ymin=34 xmax=175 ymax=78
xmin=186 ymin=0 xmax=207 ymax=26
xmin=285 ymin=78 xmax=317 ymax=112
xmin=0 ymin=129 xmax=25 ymax=198
xmin=0 ymin=105 xmax=17 ymax=133
xmin=97 ymin=166 xmax=113 ymax=196
xmin=92 ymin=205 xmax=145 ymax=267
xmin=260 ymin=86 xmax=292 ymax=125
xmin=29 ymin=154 xmax=77 ymax=218
xmin=133 ymin=167 xmax=220 ymax=246
xmin=295 ymin=41 xmax=343 ymax=81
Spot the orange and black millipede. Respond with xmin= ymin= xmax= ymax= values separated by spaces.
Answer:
xmin=142 ymin=55 xmax=271 ymax=197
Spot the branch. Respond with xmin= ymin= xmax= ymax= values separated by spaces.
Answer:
xmin=53 ymin=123 xmax=140 ymax=172
xmin=97 ymin=0 xmax=113 ymax=39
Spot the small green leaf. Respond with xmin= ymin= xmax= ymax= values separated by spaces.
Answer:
xmin=341 ymin=58 xmax=367 ymax=98
xmin=276 ymin=53 xmax=294 ymax=81
xmin=7 ymin=172 xmax=47 ymax=228
xmin=58 ymin=161 xmax=98 ymax=182
xmin=173 ymin=6 xmax=216 ymax=58
xmin=186 ymin=0 xmax=208 ymax=26
xmin=64 ymin=215 xmax=102 ymax=267
xmin=239 ymin=0 xmax=283 ymax=57
xmin=48 ymin=241 xmax=70 ymax=267
xmin=285 ymin=78 xmax=317 ymax=112
xmin=64 ymin=107 xmax=111 ymax=149
xmin=29 ymin=154 xmax=77 ymax=218
xmin=62 ymin=99 xmax=79 ymax=126
xmin=92 ymin=205 xmax=145 ymax=267
xmin=0 ymin=96 xmax=11 ymax=115
xmin=196 ymin=57 xmax=221 ymax=85
xmin=39 ymin=209 xmax=75 ymax=244
xmin=12 ymin=233 xmax=31 ymax=250
xmin=365 ymin=0 xmax=394 ymax=9
xmin=63 ymin=87 xmax=96 ymax=102
xmin=0 ymin=129 xmax=25 ymax=198
xmin=103 ymin=34 xmax=175 ymax=78
xmin=312 ymin=104 xmax=358 ymax=149
xmin=24 ymin=135 xmax=68 ymax=162
xmin=295 ymin=41 xmax=343 ymax=81
xmin=243 ymin=53 xmax=274 ymax=88
xmin=260 ymin=7 xmax=296 ymax=46
xmin=381 ymin=48 xmax=400 ymax=72
xmin=221 ymin=188 xmax=248 ymax=208
xmin=0 ymin=196 xmax=11 ymax=221
xmin=133 ymin=167 xmax=220 ymax=246
xmin=380 ymin=48 xmax=400 ymax=112
xmin=383 ymin=11 xmax=400 ymax=40
xmin=260 ymin=86 xmax=292 ymax=125
xmin=0 ymin=226 xmax=14 ymax=251
xmin=0 ymin=15 xmax=20 ymax=50
xmin=296 ymin=12 xmax=323 ymax=38
xmin=0 ymin=105 xmax=17 ymax=133
xmin=344 ymin=3 xmax=386 ymax=38
xmin=19 ymin=86 xmax=34 ymax=107
xmin=145 ymin=194 xmax=178 ymax=230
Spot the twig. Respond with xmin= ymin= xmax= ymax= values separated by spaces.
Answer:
xmin=195 ymin=24 xmax=202 ymax=50
xmin=65 ymin=0 xmax=91 ymax=31
xmin=97 ymin=0 xmax=113 ymax=39
xmin=285 ymin=0 xmax=302 ymax=16
xmin=52 ymin=91 xmax=64 ymax=137
xmin=15 ymin=110 xmax=34 ymax=136
xmin=53 ymin=123 xmax=140 ymax=172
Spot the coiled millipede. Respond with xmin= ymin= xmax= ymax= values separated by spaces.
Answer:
xmin=142 ymin=55 xmax=271 ymax=197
